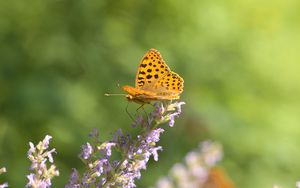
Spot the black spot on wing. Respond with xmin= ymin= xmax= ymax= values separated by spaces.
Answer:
xmin=138 ymin=81 xmax=145 ymax=85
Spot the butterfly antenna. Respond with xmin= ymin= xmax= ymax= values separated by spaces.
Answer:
xmin=105 ymin=83 xmax=124 ymax=96
xmin=104 ymin=93 xmax=126 ymax=97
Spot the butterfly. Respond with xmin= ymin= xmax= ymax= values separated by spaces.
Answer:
xmin=203 ymin=168 xmax=236 ymax=188
xmin=122 ymin=49 xmax=184 ymax=104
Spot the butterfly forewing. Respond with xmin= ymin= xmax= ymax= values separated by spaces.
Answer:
xmin=135 ymin=49 xmax=171 ymax=89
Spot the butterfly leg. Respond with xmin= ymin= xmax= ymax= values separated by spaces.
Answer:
xmin=136 ymin=104 xmax=152 ymax=117
xmin=133 ymin=104 xmax=149 ymax=125
xmin=135 ymin=104 xmax=153 ymax=127
xmin=136 ymin=104 xmax=145 ymax=112
xmin=134 ymin=104 xmax=145 ymax=118
xmin=141 ymin=105 xmax=149 ymax=118
xmin=125 ymin=102 xmax=135 ymax=121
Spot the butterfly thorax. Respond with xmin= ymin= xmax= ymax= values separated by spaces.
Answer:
xmin=122 ymin=85 xmax=153 ymax=104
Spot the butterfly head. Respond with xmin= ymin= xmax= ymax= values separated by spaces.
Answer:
xmin=122 ymin=85 xmax=138 ymax=102
xmin=125 ymin=93 xmax=134 ymax=101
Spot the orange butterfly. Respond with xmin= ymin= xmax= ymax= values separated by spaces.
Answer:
xmin=203 ymin=168 xmax=236 ymax=188
xmin=122 ymin=49 xmax=184 ymax=104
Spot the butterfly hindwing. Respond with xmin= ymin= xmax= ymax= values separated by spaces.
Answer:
xmin=151 ymin=71 xmax=184 ymax=97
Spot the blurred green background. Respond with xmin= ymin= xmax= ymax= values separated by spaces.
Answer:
xmin=1 ymin=0 xmax=300 ymax=187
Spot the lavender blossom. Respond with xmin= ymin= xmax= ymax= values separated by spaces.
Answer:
xmin=165 ymin=102 xmax=185 ymax=127
xmin=0 ymin=167 xmax=8 ymax=188
xmin=26 ymin=135 xmax=59 ymax=188
xmin=65 ymin=169 xmax=81 ymax=188
xmin=66 ymin=101 xmax=185 ymax=188
xmin=153 ymin=141 xmax=223 ymax=188
xmin=150 ymin=102 xmax=185 ymax=127
xmin=104 ymin=102 xmax=184 ymax=187
xmin=81 ymin=143 xmax=93 ymax=160
xmin=0 ymin=183 xmax=8 ymax=188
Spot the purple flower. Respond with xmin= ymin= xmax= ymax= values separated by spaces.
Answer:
xmin=98 ymin=142 xmax=116 ymax=157
xmin=113 ymin=129 xmax=131 ymax=151
xmin=0 ymin=183 xmax=8 ymax=188
xmin=41 ymin=135 xmax=52 ymax=149
xmin=132 ymin=115 xmax=144 ymax=128
xmin=95 ymin=158 xmax=111 ymax=175
xmin=109 ymin=109 xmax=171 ymax=187
xmin=81 ymin=142 xmax=93 ymax=160
xmin=28 ymin=142 xmax=36 ymax=156
xmin=81 ymin=173 xmax=92 ymax=187
xmin=47 ymin=149 xmax=56 ymax=163
xmin=200 ymin=141 xmax=223 ymax=167
xmin=88 ymin=128 xmax=99 ymax=138
xmin=0 ymin=167 xmax=8 ymax=188
xmin=148 ymin=103 xmax=165 ymax=124
xmin=147 ymin=128 xmax=164 ymax=142
xmin=65 ymin=169 xmax=80 ymax=188
xmin=27 ymin=173 xmax=52 ymax=188
xmin=67 ymin=101 xmax=185 ymax=188
xmin=151 ymin=146 xmax=163 ymax=161
xmin=166 ymin=102 xmax=185 ymax=127
xmin=26 ymin=135 xmax=59 ymax=188
xmin=147 ymin=101 xmax=185 ymax=127
xmin=153 ymin=141 xmax=223 ymax=188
